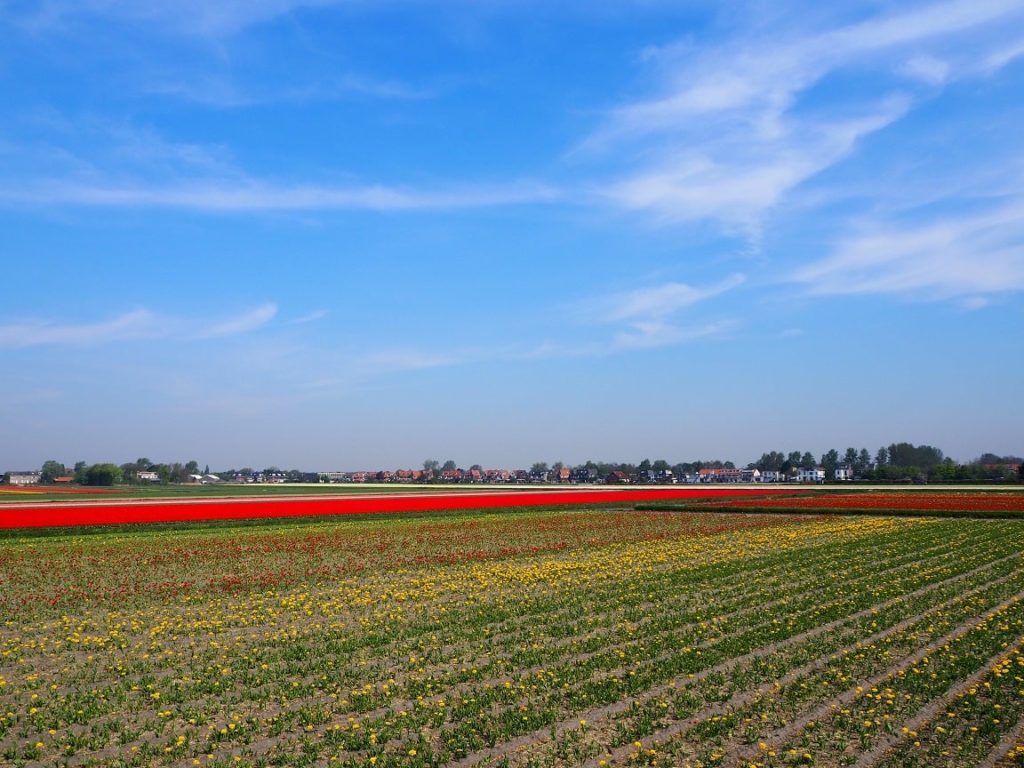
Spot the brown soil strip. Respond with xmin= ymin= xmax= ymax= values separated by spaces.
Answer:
xmin=856 ymin=638 xmax=1024 ymax=767
xmin=441 ymin=553 xmax=1022 ymax=768
xmin=726 ymin=593 xmax=1024 ymax=767
xmin=581 ymin=566 xmax=1024 ymax=767
xmin=978 ymin=709 xmax=1024 ymax=768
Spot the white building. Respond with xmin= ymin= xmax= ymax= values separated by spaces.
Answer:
xmin=8 ymin=471 xmax=41 ymax=486
xmin=834 ymin=466 xmax=854 ymax=481
xmin=796 ymin=467 xmax=826 ymax=483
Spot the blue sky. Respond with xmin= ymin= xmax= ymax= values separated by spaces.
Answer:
xmin=1 ymin=0 xmax=1022 ymax=470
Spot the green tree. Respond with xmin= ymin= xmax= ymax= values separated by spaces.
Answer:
xmin=85 ymin=463 xmax=122 ymax=486
xmin=423 ymin=459 xmax=440 ymax=473
xmin=800 ymin=452 xmax=816 ymax=469
xmin=40 ymin=460 xmax=66 ymax=484
xmin=822 ymin=449 xmax=840 ymax=479
xmin=120 ymin=462 xmax=138 ymax=483
xmin=756 ymin=451 xmax=785 ymax=471
xmin=857 ymin=448 xmax=871 ymax=470
xmin=441 ymin=460 xmax=457 ymax=471
xmin=887 ymin=442 xmax=944 ymax=468
xmin=875 ymin=447 xmax=889 ymax=467
xmin=73 ymin=461 xmax=88 ymax=484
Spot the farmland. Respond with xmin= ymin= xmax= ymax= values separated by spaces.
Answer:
xmin=0 ymin=488 xmax=803 ymax=530
xmin=2 ymin=494 xmax=1024 ymax=767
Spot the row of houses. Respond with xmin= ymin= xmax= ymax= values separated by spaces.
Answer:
xmin=319 ymin=465 xmax=851 ymax=485
xmin=3 ymin=465 xmax=856 ymax=487
xmin=694 ymin=467 xmax=840 ymax=483
xmin=3 ymin=471 xmax=78 ymax=486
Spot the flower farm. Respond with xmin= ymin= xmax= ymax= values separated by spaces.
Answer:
xmin=2 ymin=490 xmax=1024 ymax=767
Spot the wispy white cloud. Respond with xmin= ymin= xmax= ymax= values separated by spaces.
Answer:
xmin=0 ymin=303 xmax=284 ymax=348
xmin=900 ymin=55 xmax=951 ymax=85
xmin=609 ymin=319 xmax=736 ymax=351
xmin=792 ymin=198 xmax=1024 ymax=300
xmin=598 ymin=99 xmax=909 ymax=229
xmin=0 ymin=119 xmax=557 ymax=213
xmin=566 ymin=273 xmax=745 ymax=353
xmin=983 ymin=37 xmax=1024 ymax=72
xmin=12 ymin=0 xmax=348 ymax=37
xmin=287 ymin=309 xmax=329 ymax=325
xmin=0 ymin=309 xmax=157 ymax=349
xmin=148 ymin=73 xmax=432 ymax=108
xmin=595 ymin=273 xmax=746 ymax=322
xmin=582 ymin=0 xmax=1024 ymax=231
xmin=0 ymin=177 xmax=560 ymax=212
xmin=198 ymin=303 xmax=278 ymax=338
xmin=306 ymin=277 xmax=744 ymax=383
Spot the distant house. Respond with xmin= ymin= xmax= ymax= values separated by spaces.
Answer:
xmin=697 ymin=468 xmax=740 ymax=482
xmin=53 ymin=475 xmax=74 ymax=484
xmin=440 ymin=469 xmax=463 ymax=482
xmin=759 ymin=470 xmax=783 ymax=483
xmin=8 ymin=471 xmax=40 ymax=486
xmin=572 ymin=467 xmax=598 ymax=484
xmin=834 ymin=466 xmax=854 ymax=481
xmin=556 ymin=467 xmax=571 ymax=483
xmin=605 ymin=470 xmax=629 ymax=484
xmin=350 ymin=472 xmax=367 ymax=483
xmin=796 ymin=467 xmax=826 ymax=483
xmin=137 ymin=471 xmax=161 ymax=482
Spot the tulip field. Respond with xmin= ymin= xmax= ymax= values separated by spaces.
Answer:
xmin=3 ymin=498 xmax=1024 ymax=767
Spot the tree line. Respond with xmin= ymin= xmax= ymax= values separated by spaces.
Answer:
xmin=37 ymin=458 xmax=209 ymax=486
xmin=14 ymin=442 xmax=1024 ymax=487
